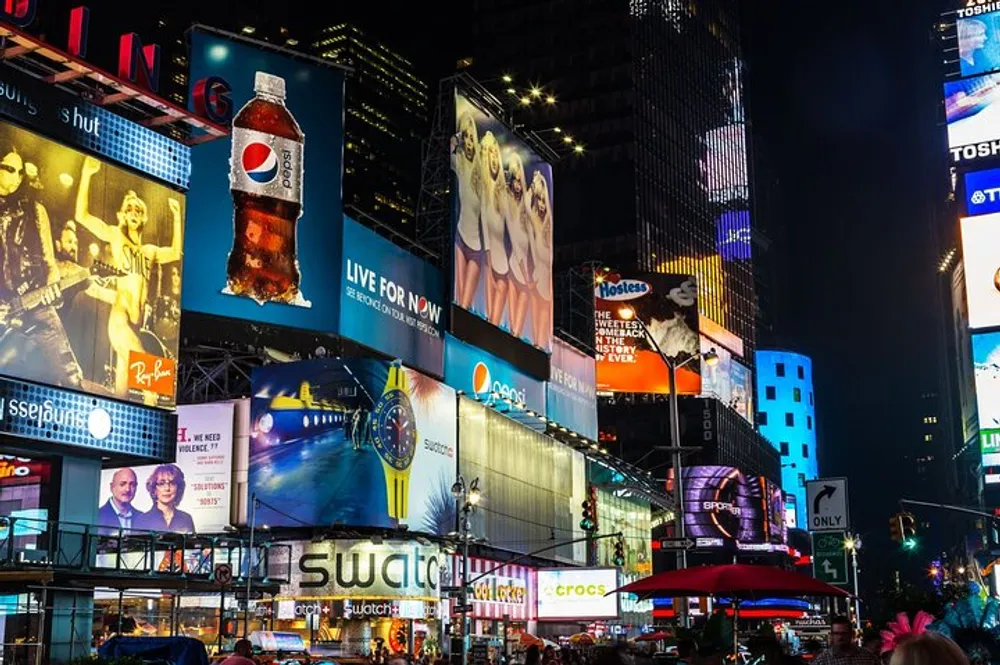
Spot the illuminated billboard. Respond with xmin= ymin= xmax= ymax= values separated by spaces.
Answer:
xmin=546 ymin=338 xmax=598 ymax=439
xmin=536 ymin=568 xmax=619 ymax=620
xmin=185 ymin=29 xmax=346 ymax=333
xmin=965 ymin=167 xmax=1000 ymax=216
xmin=974 ymin=331 xmax=1000 ymax=431
xmin=98 ymin=403 xmax=235 ymax=534
xmin=444 ymin=334 xmax=545 ymax=418
xmin=340 ymin=217 xmax=446 ymax=377
xmin=594 ymin=272 xmax=700 ymax=394
xmin=250 ymin=359 xmax=457 ymax=532
xmin=716 ymin=209 xmax=752 ymax=261
xmin=674 ymin=466 xmax=784 ymax=545
xmin=704 ymin=124 xmax=749 ymax=203
xmin=958 ymin=11 xmax=1000 ymax=78
xmin=960 ymin=214 xmax=1000 ymax=328
xmin=452 ymin=91 xmax=553 ymax=353
xmin=0 ymin=121 xmax=183 ymax=407
xmin=945 ymin=73 xmax=1000 ymax=152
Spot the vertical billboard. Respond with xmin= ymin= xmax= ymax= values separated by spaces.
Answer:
xmin=546 ymin=338 xmax=598 ymax=439
xmin=0 ymin=121 xmax=182 ymax=407
xmin=452 ymin=91 xmax=553 ymax=353
xmin=250 ymin=359 xmax=457 ymax=533
xmin=444 ymin=334 xmax=546 ymax=417
xmin=945 ymin=73 xmax=1000 ymax=153
xmin=957 ymin=11 xmax=1000 ymax=78
xmin=730 ymin=359 xmax=754 ymax=424
xmin=594 ymin=272 xmax=700 ymax=394
xmin=960 ymin=214 xmax=1000 ymax=329
xmin=98 ymin=403 xmax=235 ymax=533
xmin=973 ymin=331 xmax=1000 ymax=480
xmin=184 ymin=28 xmax=346 ymax=332
xmin=340 ymin=217 xmax=446 ymax=377
xmin=953 ymin=262 xmax=979 ymax=443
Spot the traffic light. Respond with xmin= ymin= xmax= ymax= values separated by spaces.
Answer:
xmin=901 ymin=512 xmax=918 ymax=550
xmin=613 ymin=537 xmax=625 ymax=567
xmin=580 ymin=485 xmax=599 ymax=533
xmin=889 ymin=513 xmax=903 ymax=543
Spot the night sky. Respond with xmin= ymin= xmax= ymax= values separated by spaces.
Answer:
xmin=34 ymin=0 xmax=959 ymax=592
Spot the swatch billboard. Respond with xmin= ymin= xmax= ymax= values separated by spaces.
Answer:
xmin=98 ymin=402 xmax=235 ymax=534
xmin=184 ymin=28 xmax=346 ymax=333
xmin=546 ymin=338 xmax=598 ymax=439
xmin=340 ymin=217 xmax=446 ymax=377
xmin=452 ymin=91 xmax=553 ymax=353
xmin=250 ymin=359 xmax=457 ymax=533
xmin=594 ymin=272 xmax=700 ymax=394
xmin=960 ymin=214 xmax=1000 ymax=329
xmin=0 ymin=120 xmax=183 ymax=407
xmin=444 ymin=334 xmax=545 ymax=417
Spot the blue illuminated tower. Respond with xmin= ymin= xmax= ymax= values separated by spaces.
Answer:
xmin=755 ymin=350 xmax=818 ymax=528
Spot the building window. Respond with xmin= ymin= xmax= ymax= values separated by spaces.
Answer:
xmin=809 ymin=392 xmax=814 ymax=405
xmin=802 ymin=444 xmax=809 ymax=458
xmin=924 ymin=434 xmax=933 ymax=442
xmin=758 ymin=412 xmax=768 ymax=425
xmin=780 ymin=442 xmax=789 ymax=456
xmin=766 ymin=386 xmax=776 ymax=400
xmin=793 ymin=388 xmax=802 ymax=402
xmin=776 ymin=362 xmax=785 ymax=377
xmin=807 ymin=415 xmax=813 ymax=430
xmin=797 ymin=365 xmax=805 ymax=379
xmin=785 ymin=413 xmax=794 ymax=426
xmin=798 ymin=472 xmax=806 ymax=487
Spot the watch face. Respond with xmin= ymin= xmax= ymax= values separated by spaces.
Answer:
xmin=371 ymin=390 xmax=417 ymax=471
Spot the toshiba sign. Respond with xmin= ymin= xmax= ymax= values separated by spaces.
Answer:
xmin=536 ymin=568 xmax=619 ymax=620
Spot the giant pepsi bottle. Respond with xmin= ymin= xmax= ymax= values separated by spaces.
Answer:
xmin=225 ymin=71 xmax=307 ymax=306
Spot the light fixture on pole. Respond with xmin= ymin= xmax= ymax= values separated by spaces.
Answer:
xmin=617 ymin=303 xmax=719 ymax=628
xmin=452 ymin=476 xmax=482 ymax=665
xmin=844 ymin=534 xmax=862 ymax=627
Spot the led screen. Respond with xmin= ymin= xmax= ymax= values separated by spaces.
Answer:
xmin=960 ymin=214 xmax=1000 ymax=328
xmin=945 ymin=73 xmax=1000 ymax=150
xmin=958 ymin=11 xmax=1000 ymax=78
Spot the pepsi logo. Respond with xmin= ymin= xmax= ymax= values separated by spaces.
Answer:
xmin=472 ymin=362 xmax=491 ymax=394
xmin=417 ymin=296 xmax=429 ymax=319
xmin=242 ymin=142 xmax=279 ymax=184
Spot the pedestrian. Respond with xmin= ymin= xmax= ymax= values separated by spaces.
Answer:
xmin=888 ymin=632 xmax=968 ymax=665
xmin=219 ymin=638 xmax=256 ymax=665
xmin=526 ymin=645 xmax=541 ymax=665
xmin=814 ymin=616 xmax=880 ymax=665
xmin=676 ymin=639 xmax=698 ymax=664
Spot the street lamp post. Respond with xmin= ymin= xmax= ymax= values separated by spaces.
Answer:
xmin=244 ymin=492 xmax=258 ymax=638
xmin=618 ymin=305 xmax=718 ymax=628
xmin=452 ymin=476 xmax=482 ymax=665
xmin=844 ymin=534 xmax=862 ymax=627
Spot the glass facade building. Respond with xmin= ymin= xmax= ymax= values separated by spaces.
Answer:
xmin=755 ymin=350 xmax=818 ymax=527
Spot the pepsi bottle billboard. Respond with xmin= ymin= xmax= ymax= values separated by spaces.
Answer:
xmin=183 ymin=28 xmax=346 ymax=333
xmin=965 ymin=167 xmax=1000 ymax=216
xmin=340 ymin=217 xmax=446 ymax=377
xmin=444 ymin=334 xmax=545 ymax=420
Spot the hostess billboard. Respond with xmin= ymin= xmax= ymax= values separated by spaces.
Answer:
xmin=184 ymin=28 xmax=345 ymax=333
xmin=546 ymin=338 xmax=598 ymax=439
xmin=966 ymin=167 xmax=1000 ymax=216
xmin=250 ymin=359 xmax=457 ymax=532
xmin=340 ymin=217 xmax=445 ymax=377
xmin=444 ymin=334 xmax=545 ymax=417
xmin=452 ymin=91 xmax=553 ymax=353
xmin=594 ymin=272 xmax=700 ymax=394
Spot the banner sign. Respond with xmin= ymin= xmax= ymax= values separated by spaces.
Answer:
xmin=546 ymin=338 xmax=597 ymax=439
xmin=594 ymin=272 xmax=700 ymax=394
xmin=250 ymin=359 xmax=457 ymax=532
xmin=98 ymin=402 xmax=235 ymax=534
xmin=0 ymin=375 xmax=175 ymax=461
xmin=536 ymin=568 xmax=619 ymax=620
xmin=340 ymin=217 xmax=446 ymax=377
xmin=966 ymin=168 xmax=1000 ymax=217
xmin=444 ymin=334 xmax=545 ymax=417
xmin=287 ymin=539 xmax=442 ymax=601
xmin=0 ymin=63 xmax=190 ymax=188
xmin=184 ymin=29 xmax=346 ymax=333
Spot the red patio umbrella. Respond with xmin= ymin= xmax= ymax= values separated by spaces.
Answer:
xmin=634 ymin=631 xmax=672 ymax=642
xmin=610 ymin=564 xmax=849 ymax=655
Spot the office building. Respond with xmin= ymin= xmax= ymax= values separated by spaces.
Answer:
xmin=755 ymin=350 xmax=818 ymax=528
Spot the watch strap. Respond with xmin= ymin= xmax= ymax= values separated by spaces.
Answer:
xmin=386 ymin=468 xmax=409 ymax=520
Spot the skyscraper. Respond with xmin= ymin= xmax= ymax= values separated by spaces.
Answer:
xmin=755 ymin=350 xmax=819 ymax=528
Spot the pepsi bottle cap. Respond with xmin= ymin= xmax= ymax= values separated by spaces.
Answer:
xmin=254 ymin=72 xmax=286 ymax=100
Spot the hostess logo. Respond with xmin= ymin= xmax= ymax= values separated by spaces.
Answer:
xmin=595 ymin=276 xmax=651 ymax=301
xmin=472 ymin=361 xmax=527 ymax=404
xmin=966 ymin=168 xmax=1000 ymax=216
xmin=242 ymin=142 xmax=279 ymax=184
